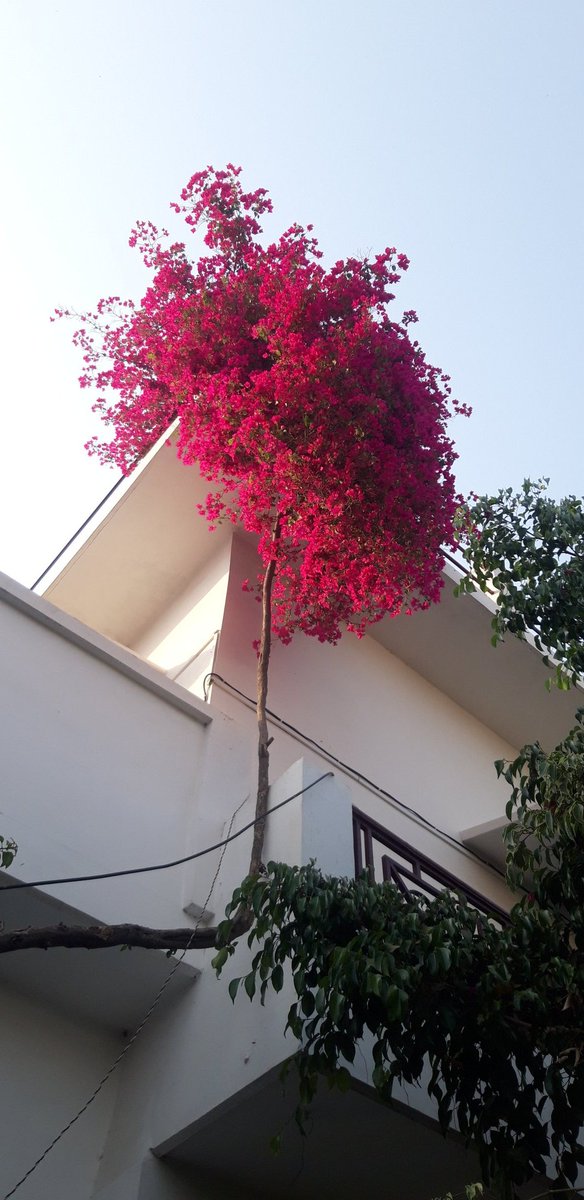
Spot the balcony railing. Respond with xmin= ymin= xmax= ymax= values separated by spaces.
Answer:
xmin=353 ymin=808 xmax=509 ymax=924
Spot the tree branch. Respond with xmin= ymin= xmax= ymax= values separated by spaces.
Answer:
xmin=0 ymin=911 xmax=251 ymax=955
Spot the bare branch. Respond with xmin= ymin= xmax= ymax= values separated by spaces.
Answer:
xmin=0 ymin=911 xmax=251 ymax=955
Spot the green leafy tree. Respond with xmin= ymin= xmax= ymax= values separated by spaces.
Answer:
xmin=457 ymin=480 xmax=584 ymax=688
xmin=214 ymin=724 xmax=584 ymax=1198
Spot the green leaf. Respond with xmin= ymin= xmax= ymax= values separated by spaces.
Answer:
xmin=386 ymin=984 xmax=403 ymax=1021
xmin=365 ymin=971 xmax=381 ymax=996
xmin=211 ymin=946 xmax=230 ymax=973
xmin=294 ymin=969 xmax=306 ymax=996
xmin=436 ymin=946 xmax=451 ymax=972
xmin=228 ymin=976 xmax=241 ymax=1003
xmin=330 ymin=991 xmax=345 ymax=1023
xmin=301 ymin=991 xmax=315 ymax=1017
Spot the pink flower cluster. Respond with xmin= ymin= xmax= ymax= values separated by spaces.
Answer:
xmin=61 ymin=165 xmax=469 ymax=644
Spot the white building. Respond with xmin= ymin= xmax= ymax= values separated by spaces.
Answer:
xmin=0 ymin=432 xmax=579 ymax=1199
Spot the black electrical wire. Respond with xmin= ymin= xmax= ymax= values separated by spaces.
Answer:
xmin=205 ymin=672 xmax=509 ymax=883
xmin=30 ymin=472 xmax=126 ymax=591
xmin=2 ymin=792 xmax=248 ymax=1200
xmin=0 ymin=772 xmax=333 ymax=893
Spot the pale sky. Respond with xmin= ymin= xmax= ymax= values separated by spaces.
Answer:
xmin=0 ymin=0 xmax=582 ymax=586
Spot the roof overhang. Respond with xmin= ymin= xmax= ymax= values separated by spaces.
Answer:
xmin=155 ymin=1065 xmax=546 ymax=1200
xmin=41 ymin=426 xmax=230 ymax=648
xmin=370 ymin=562 xmax=581 ymax=751
xmin=40 ymin=429 xmax=581 ymax=751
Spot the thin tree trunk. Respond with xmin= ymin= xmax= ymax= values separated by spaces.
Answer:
xmin=248 ymin=516 xmax=280 ymax=877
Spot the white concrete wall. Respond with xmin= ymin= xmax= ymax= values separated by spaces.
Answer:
xmin=0 ymin=574 xmax=364 ymax=1200
xmin=0 ymin=579 xmax=211 ymax=930
xmin=89 ymin=760 xmax=353 ymax=1199
xmin=121 ymin=529 xmax=516 ymax=915
xmin=132 ymin=541 xmax=231 ymax=700
xmin=93 ymin=1155 xmax=261 ymax=1199
xmin=66 ymin=520 xmax=518 ymax=957
xmin=208 ymin=535 xmax=515 ymax=907
xmin=27 ymin=523 xmax=543 ymax=917
xmin=0 ymin=981 xmax=120 ymax=1200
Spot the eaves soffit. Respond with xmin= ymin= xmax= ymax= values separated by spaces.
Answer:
xmin=41 ymin=428 xmax=230 ymax=648
xmin=370 ymin=562 xmax=581 ymax=751
xmin=39 ymin=428 xmax=581 ymax=750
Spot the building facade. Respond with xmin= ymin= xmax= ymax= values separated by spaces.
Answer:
xmin=0 ymin=433 xmax=579 ymax=1199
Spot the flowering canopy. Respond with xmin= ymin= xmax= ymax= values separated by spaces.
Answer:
xmin=64 ymin=166 xmax=469 ymax=644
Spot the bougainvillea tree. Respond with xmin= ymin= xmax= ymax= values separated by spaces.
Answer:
xmin=59 ymin=165 xmax=468 ymax=872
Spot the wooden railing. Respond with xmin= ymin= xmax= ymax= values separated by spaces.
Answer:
xmin=353 ymin=808 xmax=509 ymax=924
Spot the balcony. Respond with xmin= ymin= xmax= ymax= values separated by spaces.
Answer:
xmin=353 ymin=807 xmax=509 ymax=924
